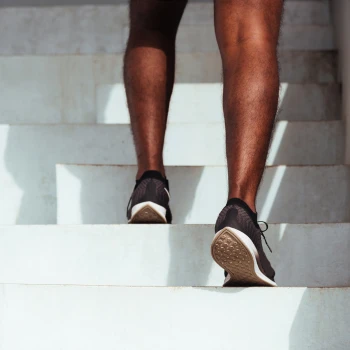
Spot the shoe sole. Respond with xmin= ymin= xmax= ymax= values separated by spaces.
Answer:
xmin=211 ymin=227 xmax=277 ymax=287
xmin=129 ymin=201 xmax=167 ymax=224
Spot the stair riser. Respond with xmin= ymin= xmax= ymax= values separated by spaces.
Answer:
xmin=57 ymin=165 xmax=350 ymax=225
xmin=1 ymin=224 xmax=349 ymax=287
xmin=0 ymin=122 xmax=343 ymax=166
xmin=0 ymin=53 xmax=337 ymax=124
xmin=0 ymin=3 xmax=332 ymax=55
xmin=0 ymin=124 xmax=343 ymax=224
xmin=97 ymin=83 xmax=340 ymax=124
xmin=0 ymin=285 xmax=349 ymax=350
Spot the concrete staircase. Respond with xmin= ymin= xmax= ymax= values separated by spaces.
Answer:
xmin=0 ymin=1 xmax=349 ymax=349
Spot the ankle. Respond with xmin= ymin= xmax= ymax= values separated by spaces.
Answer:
xmin=136 ymin=166 xmax=166 ymax=180
xmin=227 ymin=193 xmax=256 ymax=213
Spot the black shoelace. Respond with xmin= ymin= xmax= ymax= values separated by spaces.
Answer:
xmin=258 ymin=221 xmax=272 ymax=253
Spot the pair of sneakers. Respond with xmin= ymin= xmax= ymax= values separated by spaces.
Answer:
xmin=127 ymin=170 xmax=276 ymax=287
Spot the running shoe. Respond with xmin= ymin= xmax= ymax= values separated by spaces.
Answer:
xmin=127 ymin=170 xmax=172 ymax=224
xmin=211 ymin=198 xmax=277 ymax=287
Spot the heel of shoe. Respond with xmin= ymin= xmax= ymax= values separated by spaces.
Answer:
xmin=211 ymin=227 xmax=277 ymax=287
xmin=129 ymin=201 xmax=167 ymax=224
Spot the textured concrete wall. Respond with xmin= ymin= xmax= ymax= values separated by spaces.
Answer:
xmin=0 ymin=0 xmax=209 ymax=6
xmin=0 ymin=0 xmax=126 ymax=5
xmin=332 ymin=0 xmax=350 ymax=163
xmin=1 ymin=0 xmax=210 ymax=5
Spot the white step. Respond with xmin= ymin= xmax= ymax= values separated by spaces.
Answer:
xmin=0 ymin=123 xmax=343 ymax=224
xmin=97 ymin=83 xmax=340 ymax=124
xmin=0 ymin=53 xmax=336 ymax=124
xmin=1 ymin=121 xmax=342 ymax=165
xmin=0 ymin=3 xmax=332 ymax=55
xmin=1 ymin=224 xmax=348 ymax=287
xmin=57 ymin=164 xmax=350 ymax=225
xmin=0 ymin=285 xmax=348 ymax=350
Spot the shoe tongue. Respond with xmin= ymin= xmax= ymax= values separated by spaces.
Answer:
xmin=226 ymin=198 xmax=258 ymax=221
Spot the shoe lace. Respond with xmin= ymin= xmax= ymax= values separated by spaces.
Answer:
xmin=258 ymin=221 xmax=272 ymax=253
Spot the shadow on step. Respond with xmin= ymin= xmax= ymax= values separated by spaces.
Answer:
xmin=68 ymin=165 xmax=206 ymax=225
xmin=167 ymin=224 xmax=214 ymax=287
xmin=289 ymin=289 xmax=350 ymax=350
xmin=167 ymin=223 xmax=350 ymax=288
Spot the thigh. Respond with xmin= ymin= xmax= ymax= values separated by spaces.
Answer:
xmin=129 ymin=0 xmax=188 ymax=37
xmin=214 ymin=0 xmax=284 ymax=47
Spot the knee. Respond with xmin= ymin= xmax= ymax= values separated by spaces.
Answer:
xmin=215 ymin=1 xmax=283 ymax=55
xmin=218 ymin=24 xmax=281 ymax=65
xmin=227 ymin=21 xmax=280 ymax=48
xmin=239 ymin=18 xmax=281 ymax=47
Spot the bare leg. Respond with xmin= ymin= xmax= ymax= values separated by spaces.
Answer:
xmin=214 ymin=0 xmax=284 ymax=212
xmin=124 ymin=0 xmax=187 ymax=179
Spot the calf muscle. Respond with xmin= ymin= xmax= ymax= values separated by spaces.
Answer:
xmin=214 ymin=0 xmax=284 ymax=212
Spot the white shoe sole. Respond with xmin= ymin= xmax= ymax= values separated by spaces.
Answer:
xmin=211 ymin=227 xmax=277 ymax=287
xmin=128 ymin=201 xmax=167 ymax=224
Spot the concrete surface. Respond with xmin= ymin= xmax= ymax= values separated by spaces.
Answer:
xmin=0 ymin=285 xmax=349 ymax=350
xmin=0 ymin=54 xmax=337 ymax=124
xmin=0 ymin=123 xmax=343 ymax=224
xmin=0 ymin=224 xmax=349 ymax=287
xmin=97 ymin=83 xmax=340 ymax=124
xmin=0 ymin=4 xmax=334 ymax=55
xmin=56 ymin=164 xmax=350 ymax=224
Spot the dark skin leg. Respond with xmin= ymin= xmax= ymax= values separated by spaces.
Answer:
xmin=214 ymin=0 xmax=284 ymax=212
xmin=124 ymin=0 xmax=188 ymax=179
xmin=124 ymin=0 xmax=283 ymax=213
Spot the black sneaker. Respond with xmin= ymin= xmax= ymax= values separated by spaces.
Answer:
xmin=211 ymin=198 xmax=276 ymax=287
xmin=127 ymin=170 xmax=172 ymax=224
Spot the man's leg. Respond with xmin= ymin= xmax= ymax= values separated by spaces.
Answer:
xmin=212 ymin=0 xmax=283 ymax=286
xmin=124 ymin=0 xmax=187 ymax=224
xmin=124 ymin=0 xmax=187 ymax=180
xmin=215 ymin=0 xmax=283 ymax=212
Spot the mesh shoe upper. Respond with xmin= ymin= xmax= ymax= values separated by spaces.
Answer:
xmin=127 ymin=171 xmax=172 ymax=223
xmin=215 ymin=198 xmax=275 ymax=281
